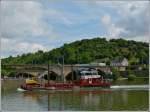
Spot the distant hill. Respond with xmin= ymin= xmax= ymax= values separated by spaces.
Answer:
xmin=2 ymin=38 xmax=149 ymax=65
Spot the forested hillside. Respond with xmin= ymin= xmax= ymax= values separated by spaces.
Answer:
xmin=2 ymin=38 xmax=149 ymax=65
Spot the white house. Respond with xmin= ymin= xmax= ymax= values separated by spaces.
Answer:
xmin=111 ymin=57 xmax=128 ymax=66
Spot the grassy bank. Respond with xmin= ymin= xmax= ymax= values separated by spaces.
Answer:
xmin=112 ymin=77 xmax=149 ymax=85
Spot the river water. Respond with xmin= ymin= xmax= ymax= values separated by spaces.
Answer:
xmin=1 ymin=79 xmax=149 ymax=111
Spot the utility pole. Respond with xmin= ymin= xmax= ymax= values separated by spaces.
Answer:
xmin=75 ymin=51 xmax=78 ymax=64
xmin=62 ymin=55 xmax=65 ymax=83
xmin=61 ymin=55 xmax=65 ymax=83
xmin=48 ymin=62 xmax=50 ymax=84
xmin=71 ymin=64 xmax=74 ymax=82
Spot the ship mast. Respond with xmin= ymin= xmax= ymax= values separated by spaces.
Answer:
xmin=48 ymin=62 xmax=50 ymax=84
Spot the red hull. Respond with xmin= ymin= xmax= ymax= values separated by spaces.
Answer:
xmin=20 ymin=79 xmax=111 ymax=91
xmin=73 ymin=78 xmax=111 ymax=87
xmin=21 ymin=83 xmax=75 ymax=90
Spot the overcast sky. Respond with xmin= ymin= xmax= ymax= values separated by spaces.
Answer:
xmin=1 ymin=0 xmax=149 ymax=58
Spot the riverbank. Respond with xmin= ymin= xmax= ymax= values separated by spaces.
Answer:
xmin=1 ymin=77 xmax=149 ymax=86
xmin=112 ymin=77 xmax=149 ymax=85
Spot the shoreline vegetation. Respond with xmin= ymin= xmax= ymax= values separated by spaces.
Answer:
xmin=2 ymin=38 xmax=149 ymax=65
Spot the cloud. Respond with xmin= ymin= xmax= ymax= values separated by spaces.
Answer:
xmin=117 ymin=2 xmax=149 ymax=38
xmin=16 ymin=42 xmax=48 ymax=53
xmin=100 ymin=1 xmax=149 ymax=41
xmin=101 ymin=14 xmax=124 ymax=38
xmin=45 ymin=9 xmax=74 ymax=26
xmin=1 ymin=1 xmax=53 ymax=39
xmin=0 ymin=1 xmax=56 ymax=57
xmin=1 ymin=38 xmax=49 ymax=57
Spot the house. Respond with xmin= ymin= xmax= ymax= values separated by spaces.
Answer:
xmin=111 ymin=57 xmax=128 ymax=66
xmin=111 ymin=57 xmax=128 ymax=71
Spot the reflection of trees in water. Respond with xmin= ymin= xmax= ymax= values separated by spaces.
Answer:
xmin=49 ymin=92 xmax=70 ymax=110
xmin=46 ymin=90 xmax=112 ymax=110
xmin=79 ymin=90 xmax=111 ymax=110
xmin=122 ymin=91 xmax=128 ymax=105
xmin=47 ymin=90 xmax=112 ymax=110
xmin=81 ymin=91 xmax=99 ymax=107
xmin=22 ymin=90 xmax=148 ymax=110
xmin=23 ymin=91 xmax=50 ymax=110
xmin=23 ymin=92 xmax=40 ymax=100
xmin=46 ymin=91 xmax=79 ymax=110
xmin=2 ymin=80 xmax=24 ymax=95
xmin=97 ymin=90 xmax=148 ymax=110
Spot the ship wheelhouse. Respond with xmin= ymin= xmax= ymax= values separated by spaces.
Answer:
xmin=80 ymin=69 xmax=101 ymax=79
xmin=73 ymin=68 xmax=110 ymax=87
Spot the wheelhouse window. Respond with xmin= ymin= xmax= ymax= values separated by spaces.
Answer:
xmin=92 ymin=72 xmax=98 ymax=75
xmin=85 ymin=72 xmax=91 ymax=75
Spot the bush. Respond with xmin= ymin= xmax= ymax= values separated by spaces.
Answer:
xmin=113 ymin=73 xmax=120 ymax=81
xmin=112 ymin=68 xmax=120 ymax=81
xmin=8 ymin=72 xmax=16 ymax=77
xmin=128 ymin=74 xmax=136 ymax=81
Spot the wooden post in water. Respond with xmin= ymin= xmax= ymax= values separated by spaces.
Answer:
xmin=48 ymin=94 xmax=50 ymax=111
xmin=59 ymin=93 xmax=63 ymax=110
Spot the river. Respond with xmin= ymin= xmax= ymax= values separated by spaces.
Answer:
xmin=1 ymin=79 xmax=149 ymax=111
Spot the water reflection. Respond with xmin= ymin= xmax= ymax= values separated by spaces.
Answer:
xmin=18 ymin=89 xmax=148 ymax=111
xmin=1 ymin=80 xmax=149 ymax=111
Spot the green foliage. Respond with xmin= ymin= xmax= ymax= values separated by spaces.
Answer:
xmin=112 ymin=68 xmax=120 ymax=81
xmin=128 ymin=74 xmax=136 ymax=81
xmin=1 ymin=65 xmax=16 ymax=76
xmin=1 ymin=69 xmax=8 ymax=77
xmin=142 ymin=64 xmax=149 ymax=70
xmin=128 ymin=69 xmax=136 ymax=81
xmin=8 ymin=72 xmax=17 ymax=77
xmin=1 ymin=38 xmax=149 ymax=65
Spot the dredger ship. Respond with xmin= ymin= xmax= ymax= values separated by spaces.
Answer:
xmin=20 ymin=68 xmax=111 ymax=91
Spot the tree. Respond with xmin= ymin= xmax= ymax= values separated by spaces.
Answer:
xmin=128 ymin=74 xmax=136 ymax=81
xmin=1 ymin=37 xmax=148 ymax=66
xmin=63 ymin=47 xmax=76 ymax=64
xmin=1 ymin=69 xmax=7 ymax=77
xmin=111 ymin=68 xmax=120 ymax=81
xmin=79 ymin=52 xmax=93 ymax=63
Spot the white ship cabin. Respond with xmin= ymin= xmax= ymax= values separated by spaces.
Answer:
xmin=79 ymin=69 xmax=101 ymax=79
